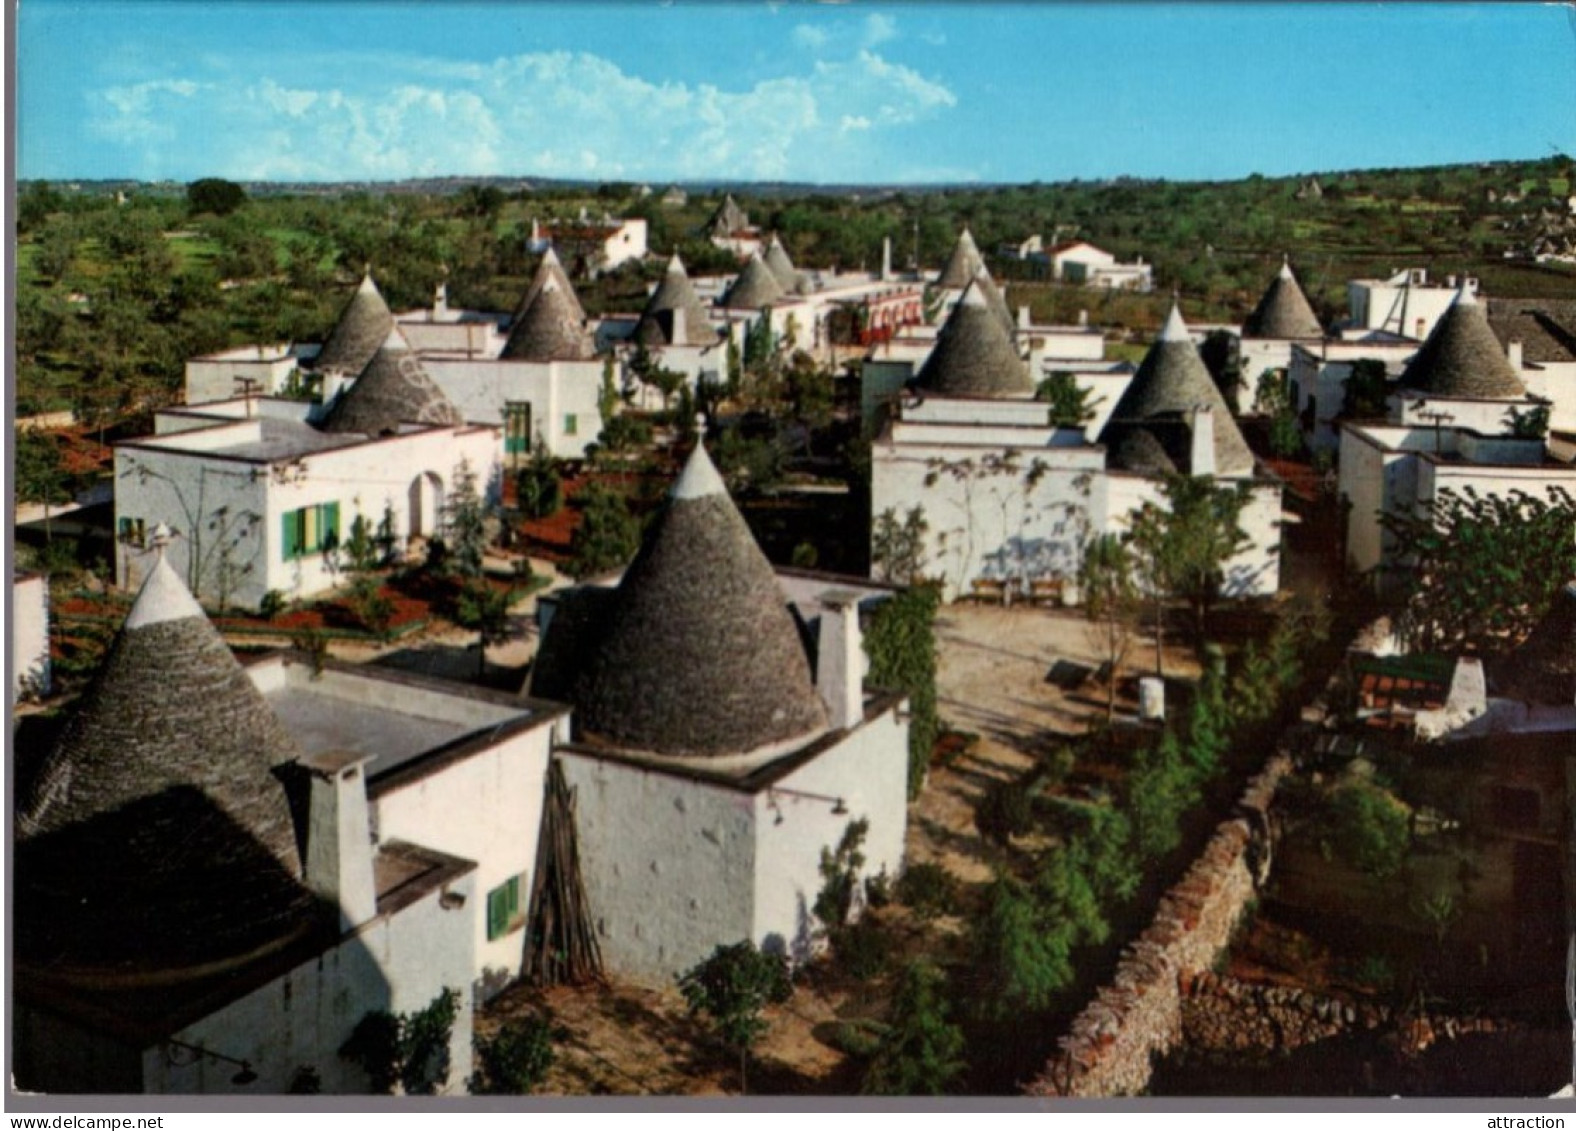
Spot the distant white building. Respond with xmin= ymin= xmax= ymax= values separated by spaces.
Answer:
xmin=870 ymin=285 xmax=1281 ymax=602
xmin=527 ymin=212 xmax=648 ymax=275
xmin=116 ymin=339 xmax=499 ymax=612
xmin=1039 ymin=240 xmax=1154 ymax=292
xmin=1346 ymin=267 xmax=1476 ymax=342
xmin=1337 ymin=284 xmax=1574 ymax=585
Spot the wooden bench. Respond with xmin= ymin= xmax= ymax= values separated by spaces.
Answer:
xmin=1029 ymin=578 xmax=1065 ymax=606
xmin=969 ymin=578 xmax=1007 ymax=605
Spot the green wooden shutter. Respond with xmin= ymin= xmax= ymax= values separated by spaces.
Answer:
xmin=281 ymin=510 xmax=301 ymax=560
xmin=323 ymin=501 xmax=341 ymax=553
xmin=487 ymin=883 xmax=508 ymax=940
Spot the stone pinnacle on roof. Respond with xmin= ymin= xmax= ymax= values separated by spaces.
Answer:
xmin=915 ymin=278 xmax=1032 ymax=397
xmin=574 ymin=439 xmax=829 ymax=759
xmin=501 ymin=276 xmax=596 ymax=362
xmin=1399 ymin=284 xmax=1527 ymax=399
xmin=635 ymin=254 xmax=716 ymax=347
xmin=721 ymin=251 xmax=787 ymax=309
xmin=314 ymin=270 xmax=396 ymax=375
xmin=1242 ymin=257 xmax=1324 ymax=340
xmin=16 ymin=550 xmax=317 ymax=975
xmin=935 ymin=227 xmax=985 ymax=289
xmin=513 ymin=246 xmax=585 ymax=326
xmin=319 ymin=326 xmax=466 ymax=436
xmin=1101 ymin=303 xmax=1255 ymax=476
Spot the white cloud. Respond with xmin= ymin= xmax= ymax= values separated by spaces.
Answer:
xmin=84 ymin=47 xmax=959 ymax=183
xmin=863 ymin=13 xmax=898 ymax=46
xmin=792 ymin=24 xmax=829 ymax=49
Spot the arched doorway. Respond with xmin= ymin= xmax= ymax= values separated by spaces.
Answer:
xmin=408 ymin=472 xmax=444 ymax=541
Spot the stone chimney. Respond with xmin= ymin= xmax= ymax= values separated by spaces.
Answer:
xmin=881 ymin=237 xmax=892 ymax=282
xmin=1508 ymin=339 xmax=1524 ymax=371
xmin=1189 ymin=405 xmax=1216 ymax=477
xmin=1018 ymin=305 xmax=1031 ymax=330
xmin=816 ymin=590 xmax=866 ymax=731
xmin=671 ymin=304 xmax=686 ymax=345
xmin=1078 ymin=309 xmax=1089 ymax=328
xmin=434 ymin=281 xmax=449 ymax=319
xmin=1445 ymin=657 xmax=1487 ymax=720
xmin=302 ymin=750 xmax=378 ymax=931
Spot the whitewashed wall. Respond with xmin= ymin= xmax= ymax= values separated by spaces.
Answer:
xmin=556 ymin=752 xmax=757 ymax=986
xmin=185 ymin=351 xmax=300 ymax=405
xmin=750 ymin=707 xmax=909 ymax=962
xmin=116 ymin=423 xmax=500 ymax=610
xmin=423 ymin=359 xmax=604 ymax=459
xmin=12 ymin=572 xmax=50 ymax=703
xmin=1338 ymin=424 xmax=1420 ymax=576
xmin=147 ymin=871 xmax=476 ymax=1095
xmin=372 ymin=721 xmax=557 ymax=992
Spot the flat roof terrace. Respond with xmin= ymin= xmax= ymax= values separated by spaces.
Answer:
xmin=249 ymin=655 xmax=538 ymax=779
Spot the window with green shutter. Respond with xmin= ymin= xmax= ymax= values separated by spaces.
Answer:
xmin=281 ymin=502 xmax=342 ymax=561
xmin=563 ymin=414 xmax=578 ymax=437
xmin=486 ymin=875 xmax=523 ymax=941
xmin=505 ymin=402 xmax=532 ymax=457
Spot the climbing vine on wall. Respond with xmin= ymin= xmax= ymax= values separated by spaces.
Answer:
xmin=864 ymin=584 xmax=941 ymax=800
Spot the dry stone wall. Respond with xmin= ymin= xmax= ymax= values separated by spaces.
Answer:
xmin=1025 ymin=751 xmax=1294 ymax=1097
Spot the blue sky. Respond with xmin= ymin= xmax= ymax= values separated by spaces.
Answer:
xmin=16 ymin=2 xmax=1576 ymax=184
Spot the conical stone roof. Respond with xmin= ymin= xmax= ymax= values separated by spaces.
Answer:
xmin=972 ymin=265 xmax=1016 ymax=332
xmin=935 ymin=228 xmax=984 ymax=289
xmin=721 ymin=252 xmax=787 ymax=309
xmin=512 ymin=247 xmax=585 ymax=326
xmin=707 ymin=193 xmax=750 ymax=237
xmin=764 ymin=235 xmax=801 ymax=291
xmin=1105 ymin=425 xmax=1182 ymax=476
xmin=575 ymin=441 xmax=829 ymax=759
xmin=315 ymin=271 xmax=396 ymax=375
xmin=635 ymin=254 xmax=716 ymax=347
xmin=1243 ymin=259 xmax=1324 ymax=340
xmin=1494 ymin=583 xmax=1576 ymax=706
xmin=16 ymin=551 xmax=318 ymax=976
xmin=915 ymin=279 xmax=1032 ymax=397
xmin=1399 ymin=286 xmax=1527 ymax=399
xmin=1101 ymin=304 xmax=1255 ymax=475
xmin=320 ymin=328 xmax=465 ymax=436
xmin=501 ymin=276 xmax=596 ymax=361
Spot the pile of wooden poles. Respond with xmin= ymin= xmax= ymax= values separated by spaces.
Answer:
xmin=524 ymin=759 xmax=605 ymax=986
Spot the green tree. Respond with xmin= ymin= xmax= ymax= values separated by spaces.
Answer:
xmin=870 ymin=506 xmax=928 ymax=586
xmin=969 ymin=873 xmax=1074 ymax=1020
xmin=515 ymin=442 xmax=563 ymax=520
xmin=864 ymin=585 xmax=941 ymax=800
xmin=1340 ymin=358 xmax=1391 ymax=420
xmin=1035 ymin=370 xmax=1098 ymax=429
xmin=1126 ymin=475 xmax=1253 ymax=669
xmin=14 ymin=430 xmax=75 ymax=545
xmin=566 ymin=483 xmax=640 ymax=579
xmin=468 ymin=1016 xmax=554 ymax=1095
xmin=1080 ymin=533 xmax=1140 ymax=720
xmin=456 ymin=579 xmax=512 ymax=677
xmin=814 ymin=818 xmax=870 ymax=935
xmin=1125 ymin=728 xmax=1198 ymax=862
xmin=1326 ymin=781 xmax=1411 ymax=879
xmin=1379 ymin=485 xmax=1576 ymax=654
xmin=677 ymin=940 xmax=793 ymax=1094
xmin=861 ymin=960 xmax=966 ymax=1096
xmin=437 ymin=458 xmax=489 ymax=580
xmin=187 ymin=177 xmax=248 ymax=217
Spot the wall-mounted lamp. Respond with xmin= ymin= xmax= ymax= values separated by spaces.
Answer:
xmin=768 ymin=786 xmax=851 ymax=820
xmin=164 ymin=1038 xmax=258 ymax=1086
xmin=439 ymin=889 xmax=467 ymax=911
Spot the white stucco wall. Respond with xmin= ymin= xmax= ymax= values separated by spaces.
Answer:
xmin=556 ymin=752 xmax=757 ymax=986
xmin=872 ymin=436 xmax=1106 ymax=600
xmin=750 ymin=707 xmax=909 ymax=961
xmin=1391 ymin=392 xmax=1533 ymax=437
xmin=12 ymin=572 xmax=50 ymax=703
xmin=146 ymin=872 xmax=477 ymax=1096
xmin=185 ymin=349 xmax=301 ymax=405
xmin=1521 ymin=361 xmax=1576 ymax=432
xmin=115 ymin=423 xmax=500 ymax=610
xmin=422 ymin=358 xmax=604 ymax=459
xmin=372 ymin=722 xmax=557 ymax=993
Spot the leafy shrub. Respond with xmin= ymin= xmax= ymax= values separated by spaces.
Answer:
xmin=861 ymin=960 xmax=965 ymax=1096
xmin=895 ymin=862 xmax=958 ymax=917
xmin=468 ymin=1015 xmax=554 ymax=1095
xmin=260 ymin=588 xmax=290 ymax=621
xmin=829 ymin=1018 xmax=888 ymax=1059
xmin=1327 ymin=781 xmax=1411 ymax=878
xmin=976 ymin=780 xmax=1033 ymax=845
xmin=863 ymin=867 xmax=893 ymax=909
